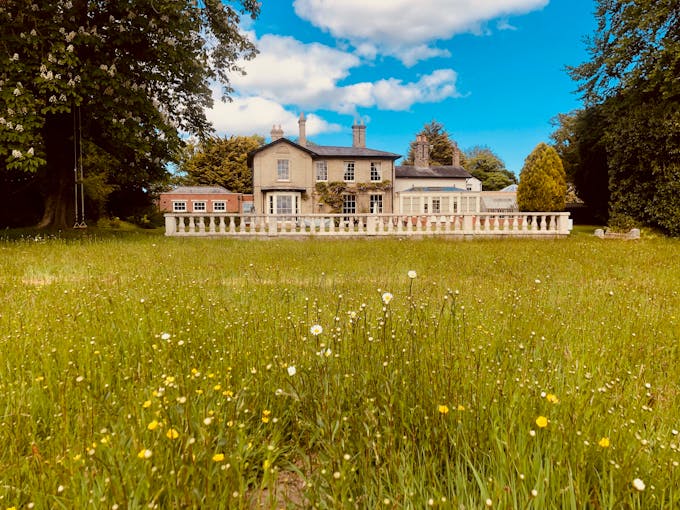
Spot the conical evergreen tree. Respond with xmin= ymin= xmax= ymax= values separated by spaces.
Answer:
xmin=517 ymin=143 xmax=567 ymax=211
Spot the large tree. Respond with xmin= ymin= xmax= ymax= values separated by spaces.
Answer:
xmin=568 ymin=0 xmax=680 ymax=234
xmin=0 ymin=0 xmax=259 ymax=228
xmin=550 ymin=108 xmax=610 ymax=222
xmin=180 ymin=135 xmax=264 ymax=194
xmin=405 ymin=120 xmax=464 ymax=166
xmin=517 ymin=143 xmax=567 ymax=212
xmin=463 ymin=146 xmax=516 ymax=191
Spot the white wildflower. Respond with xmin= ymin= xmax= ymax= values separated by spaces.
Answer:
xmin=632 ymin=478 xmax=645 ymax=491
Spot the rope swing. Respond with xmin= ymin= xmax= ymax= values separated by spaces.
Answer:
xmin=73 ymin=105 xmax=87 ymax=229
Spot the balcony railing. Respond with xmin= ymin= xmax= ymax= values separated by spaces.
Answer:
xmin=164 ymin=212 xmax=572 ymax=237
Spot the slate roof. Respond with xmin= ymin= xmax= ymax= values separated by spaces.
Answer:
xmin=395 ymin=165 xmax=472 ymax=179
xmin=311 ymin=145 xmax=401 ymax=159
xmin=165 ymin=186 xmax=232 ymax=194
xmin=247 ymin=138 xmax=400 ymax=165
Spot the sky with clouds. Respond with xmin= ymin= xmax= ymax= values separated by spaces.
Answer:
xmin=207 ymin=0 xmax=597 ymax=175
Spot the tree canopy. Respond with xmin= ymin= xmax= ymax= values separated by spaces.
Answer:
xmin=463 ymin=146 xmax=516 ymax=191
xmin=517 ymin=143 xmax=566 ymax=212
xmin=550 ymin=109 xmax=609 ymax=222
xmin=0 ymin=0 xmax=259 ymax=228
xmin=405 ymin=120 xmax=463 ymax=167
xmin=565 ymin=0 xmax=680 ymax=234
xmin=179 ymin=135 xmax=264 ymax=194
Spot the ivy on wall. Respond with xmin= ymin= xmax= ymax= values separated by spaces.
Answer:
xmin=315 ymin=181 xmax=392 ymax=212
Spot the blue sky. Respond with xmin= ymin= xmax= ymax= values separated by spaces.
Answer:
xmin=207 ymin=0 xmax=597 ymax=175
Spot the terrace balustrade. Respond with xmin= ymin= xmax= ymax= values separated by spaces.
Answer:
xmin=164 ymin=212 xmax=572 ymax=237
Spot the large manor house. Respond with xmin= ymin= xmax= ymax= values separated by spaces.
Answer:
xmin=159 ymin=114 xmax=517 ymax=216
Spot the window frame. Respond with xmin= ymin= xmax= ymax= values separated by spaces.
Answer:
xmin=370 ymin=162 xmax=381 ymax=182
xmin=315 ymin=160 xmax=328 ymax=182
xmin=369 ymin=194 xmax=383 ymax=213
xmin=212 ymin=200 xmax=226 ymax=212
xmin=343 ymin=161 xmax=355 ymax=182
xmin=342 ymin=194 xmax=356 ymax=214
xmin=277 ymin=159 xmax=290 ymax=181
xmin=267 ymin=192 xmax=300 ymax=216
xmin=192 ymin=200 xmax=207 ymax=212
xmin=172 ymin=200 xmax=187 ymax=212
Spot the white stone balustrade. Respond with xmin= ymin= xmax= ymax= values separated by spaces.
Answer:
xmin=165 ymin=212 xmax=572 ymax=237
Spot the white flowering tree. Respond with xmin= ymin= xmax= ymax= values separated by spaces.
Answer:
xmin=0 ymin=0 xmax=258 ymax=228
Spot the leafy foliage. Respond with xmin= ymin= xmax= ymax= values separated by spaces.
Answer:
xmin=405 ymin=120 xmax=464 ymax=166
xmin=567 ymin=0 xmax=679 ymax=234
xmin=569 ymin=0 xmax=679 ymax=105
xmin=550 ymin=109 xmax=610 ymax=222
xmin=0 ymin=0 xmax=259 ymax=227
xmin=180 ymin=135 xmax=264 ymax=194
xmin=315 ymin=182 xmax=348 ymax=212
xmin=517 ymin=143 xmax=567 ymax=212
xmin=463 ymin=146 xmax=516 ymax=191
xmin=603 ymin=93 xmax=680 ymax=236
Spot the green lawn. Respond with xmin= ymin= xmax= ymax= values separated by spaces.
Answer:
xmin=0 ymin=234 xmax=678 ymax=508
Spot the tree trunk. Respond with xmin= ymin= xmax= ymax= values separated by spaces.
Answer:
xmin=37 ymin=113 xmax=76 ymax=229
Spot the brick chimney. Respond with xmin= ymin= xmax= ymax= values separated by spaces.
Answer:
xmin=298 ymin=112 xmax=306 ymax=147
xmin=452 ymin=145 xmax=461 ymax=167
xmin=352 ymin=120 xmax=366 ymax=148
xmin=270 ymin=124 xmax=283 ymax=141
xmin=414 ymin=135 xmax=430 ymax=167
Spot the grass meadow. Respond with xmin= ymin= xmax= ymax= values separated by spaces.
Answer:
xmin=0 ymin=232 xmax=679 ymax=509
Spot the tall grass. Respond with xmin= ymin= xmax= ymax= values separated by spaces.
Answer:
xmin=0 ymin=235 xmax=678 ymax=508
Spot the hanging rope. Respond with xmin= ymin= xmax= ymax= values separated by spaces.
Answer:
xmin=73 ymin=106 xmax=79 ymax=227
xmin=73 ymin=105 xmax=87 ymax=229
xmin=78 ymin=106 xmax=86 ymax=228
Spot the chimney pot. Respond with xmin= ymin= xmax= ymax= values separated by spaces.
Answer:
xmin=270 ymin=124 xmax=284 ymax=141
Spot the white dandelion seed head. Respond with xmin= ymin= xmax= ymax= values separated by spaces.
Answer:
xmin=407 ymin=270 xmax=417 ymax=279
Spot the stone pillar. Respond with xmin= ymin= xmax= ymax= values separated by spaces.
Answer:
xmin=165 ymin=214 xmax=176 ymax=235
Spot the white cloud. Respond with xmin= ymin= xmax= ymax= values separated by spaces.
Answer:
xmin=231 ymin=34 xmax=460 ymax=113
xmin=205 ymin=93 xmax=342 ymax=138
xmin=497 ymin=19 xmax=518 ymax=31
xmin=293 ymin=0 xmax=548 ymax=64
xmin=231 ymin=34 xmax=360 ymax=108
